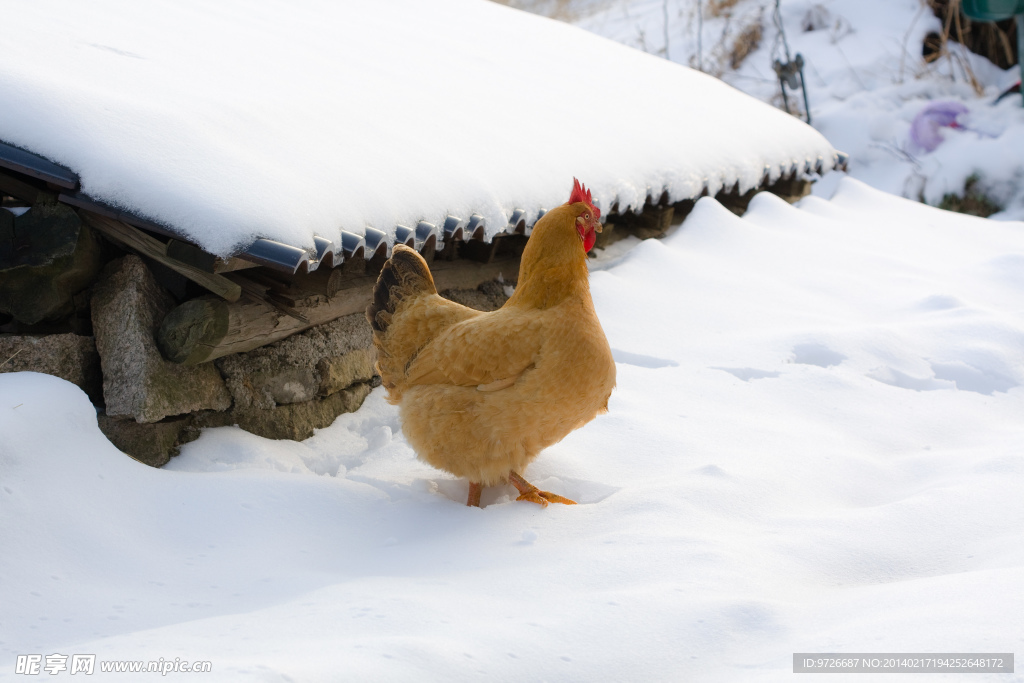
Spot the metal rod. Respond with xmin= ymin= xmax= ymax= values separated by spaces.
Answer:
xmin=800 ymin=59 xmax=812 ymax=125
xmin=1018 ymin=14 xmax=1024 ymax=107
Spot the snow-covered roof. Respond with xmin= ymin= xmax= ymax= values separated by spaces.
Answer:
xmin=0 ymin=0 xmax=838 ymax=263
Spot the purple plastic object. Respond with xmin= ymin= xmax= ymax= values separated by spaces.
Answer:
xmin=910 ymin=101 xmax=969 ymax=152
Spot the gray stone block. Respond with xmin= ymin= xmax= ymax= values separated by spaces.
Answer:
xmin=216 ymin=312 xmax=374 ymax=410
xmin=91 ymin=255 xmax=231 ymax=423
xmin=0 ymin=333 xmax=101 ymax=401
xmin=317 ymin=348 xmax=375 ymax=397
xmin=439 ymin=279 xmax=511 ymax=312
xmin=195 ymin=381 xmax=373 ymax=442
xmin=97 ymin=413 xmax=190 ymax=468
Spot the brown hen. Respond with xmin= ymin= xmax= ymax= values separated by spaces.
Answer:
xmin=366 ymin=179 xmax=615 ymax=507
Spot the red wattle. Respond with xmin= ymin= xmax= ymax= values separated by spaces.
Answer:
xmin=583 ymin=228 xmax=596 ymax=252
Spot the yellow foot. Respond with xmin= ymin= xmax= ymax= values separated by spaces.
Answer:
xmin=515 ymin=490 xmax=577 ymax=507
xmin=508 ymin=470 xmax=576 ymax=507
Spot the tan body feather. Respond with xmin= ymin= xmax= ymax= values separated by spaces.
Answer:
xmin=368 ymin=203 xmax=616 ymax=487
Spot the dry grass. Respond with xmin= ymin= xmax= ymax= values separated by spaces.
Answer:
xmin=917 ymin=0 xmax=986 ymax=95
xmin=729 ymin=19 xmax=763 ymax=69
xmin=927 ymin=0 xmax=1019 ymax=70
xmin=707 ymin=0 xmax=742 ymax=18
xmin=1 ymin=347 xmax=24 ymax=368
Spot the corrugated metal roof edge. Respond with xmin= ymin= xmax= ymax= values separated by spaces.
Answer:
xmin=0 ymin=139 xmax=79 ymax=189
xmin=1 ymin=139 xmax=846 ymax=275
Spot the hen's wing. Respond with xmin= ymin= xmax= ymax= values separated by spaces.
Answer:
xmin=373 ymin=293 xmax=481 ymax=392
xmin=404 ymin=309 xmax=544 ymax=389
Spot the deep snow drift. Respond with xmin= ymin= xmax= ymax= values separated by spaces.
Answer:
xmin=0 ymin=0 xmax=835 ymax=256
xmin=2 ymin=179 xmax=1022 ymax=681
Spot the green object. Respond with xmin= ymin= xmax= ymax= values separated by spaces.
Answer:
xmin=960 ymin=0 xmax=1024 ymax=106
xmin=960 ymin=0 xmax=1024 ymax=21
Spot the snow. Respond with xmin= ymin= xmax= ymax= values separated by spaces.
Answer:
xmin=554 ymin=0 xmax=1024 ymax=219
xmin=3 ymin=179 xmax=1022 ymax=680
xmin=0 ymin=0 xmax=835 ymax=257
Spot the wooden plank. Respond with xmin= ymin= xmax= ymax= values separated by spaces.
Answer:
xmin=60 ymin=191 xmax=178 ymax=239
xmin=157 ymin=254 xmax=521 ymax=365
xmin=619 ymin=204 xmax=675 ymax=239
xmin=429 ymin=253 xmax=520 ymax=291
xmin=81 ymin=213 xmax=242 ymax=302
xmin=166 ymin=239 xmax=218 ymax=273
xmin=212 ymin=256 xmax=261 ymax=273
xmin=225 ymin=272 xmax=310 ymax=324
xmin=460 ymin=235 xmax=501 ymax=263
xmin=288 ymin=266 xmax=345 ymax=297
xmin=0 ymin=170 xmax=50 ymax=205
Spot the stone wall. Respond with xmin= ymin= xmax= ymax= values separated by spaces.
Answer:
xmin=2 ymin=252 xmax=512 ymax=467
xmin=87 ymin=256 xmax=383 ymax=465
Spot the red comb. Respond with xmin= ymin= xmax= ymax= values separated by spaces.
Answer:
xmin=568 ymin=177 xmax=600 ymax=219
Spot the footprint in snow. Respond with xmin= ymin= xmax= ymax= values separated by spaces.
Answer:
xmin=714 ymin=343 xmax=845 ymax=381
xmin=915 ymin=294 xmax=965 ymax=312
xmin=790 ymin=342 xmax=846 ymax=368
xmin=365 ymin=425 xmax=392 ymax=451
xmin=695 ymin=464 xmax=728 ymax=478
xmin=868 ymin=361 xmax=1017 ymax=395
xmin=930 ymin=360 xmax=1018 ymax=395
xmin=714 ymin=367 xmax=780 ymax=381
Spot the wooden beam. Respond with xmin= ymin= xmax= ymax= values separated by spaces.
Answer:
xmin=225 ymin=272 xmax=310 ymax=324
xmin=0 ymin=170 xmax=52 ymax=205
xmin=81 ymin=213 xmax=241 ymax=302
xmin=460 ymin=235 xmax=501 ymax=263
xmin=419 ymin=234 xmax=437 ymax=263
xmin=439 ymin=236 xmax=460 ymax=261
xmin=157 ymin=254 xmax=522 ymax=365
xmin=288 ymin=266 xmax=345 ymax=297
xmin=165 ymin=240 xmax=261 ymax=275
xmin=165 ymin=239 xmax=217 ymax=272
xmin=617 ymin=204 xmax=675 ymax=239
xmin=212 ymin=256 xmax=261 ymax=273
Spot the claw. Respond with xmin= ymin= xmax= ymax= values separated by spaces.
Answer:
xmin=508 ymin=470 xmax=577 ymax=507
xmin=539 ymin=491 xmax=576 ymax=505
xmin=516 ymin=491 xmax=550 ymax=507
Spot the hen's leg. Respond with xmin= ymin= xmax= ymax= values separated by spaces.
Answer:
xmin=467 ymin=482 xmax=482 ymax=507
xmin=508 ymin=471 xmax=576 ymax=507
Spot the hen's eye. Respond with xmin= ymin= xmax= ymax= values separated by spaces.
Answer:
xmin=584 ymin=213 xmax=590 ymax=220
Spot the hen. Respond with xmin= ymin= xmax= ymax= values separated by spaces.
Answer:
xmin=365 ymin=179 xmax=615 ymax=507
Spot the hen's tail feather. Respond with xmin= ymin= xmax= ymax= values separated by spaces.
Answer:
xmin=366 ymin=244 xmax=437 ymax=336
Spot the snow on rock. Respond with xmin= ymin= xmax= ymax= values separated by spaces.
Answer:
xmin=2 ymin=180 xmax=1022 ymax=680
xmin=0 ymin=0 xmax=835 ymax=256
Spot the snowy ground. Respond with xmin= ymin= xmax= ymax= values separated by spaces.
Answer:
xmin=3 ymin=179 xmax=1022 ymax=681
xmin=526 ymin=0 xmax=1024 ymax=220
